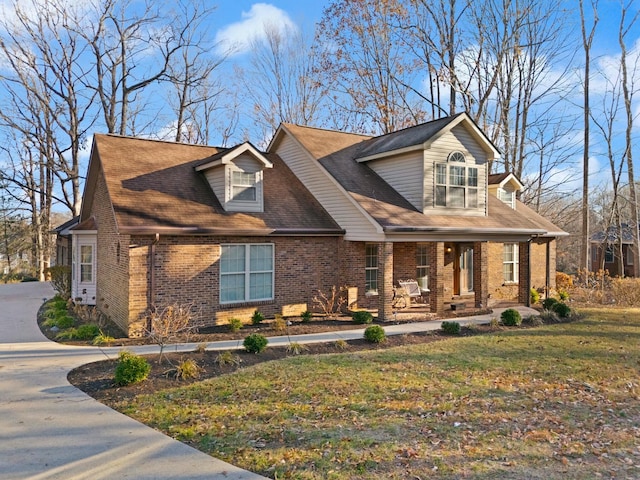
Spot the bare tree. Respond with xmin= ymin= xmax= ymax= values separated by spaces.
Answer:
xmin=316 ymin=0 xmax=425 ymax=134
xmin=580 ymin=0 xmax=599 ymax=274
xmin=618 ymin=0 xmax=640 ymax=277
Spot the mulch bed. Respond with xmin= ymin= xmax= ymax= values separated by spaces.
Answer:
xmin=67 ymin=326 xmax=492 ymax=405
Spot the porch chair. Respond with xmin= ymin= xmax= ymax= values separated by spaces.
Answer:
xmin=397 ymin=279 xmax=427 ymax=306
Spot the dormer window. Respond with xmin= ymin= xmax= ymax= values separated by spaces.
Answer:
xmin=435 ymin=151 xmax=478 ymax=208
xmin=195 ymin=142 xmax=273 ymax=213
xmin=498 ymin=187 xmax=515 ymax=209
xmin=232 ymin=171 xmax=257 ymax=201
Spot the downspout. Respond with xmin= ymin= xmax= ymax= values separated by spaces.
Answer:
xmin=525 ymin=238 xmax=533 ymax=308
xmin=148 ymin=233 xmax=159 ymax=331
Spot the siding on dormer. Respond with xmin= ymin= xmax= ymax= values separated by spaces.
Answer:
xmin=366 ymin=150 xmax=424 ymax=211
xmin=423 ymin=124 xmax=488 ymax=217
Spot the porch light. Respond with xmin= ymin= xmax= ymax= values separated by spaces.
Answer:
xmin=446 ymin=246 xmax=452 ymax=253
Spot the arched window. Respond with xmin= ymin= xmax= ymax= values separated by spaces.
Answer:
xmin=435 ymin=151 xmax=478 ymax=208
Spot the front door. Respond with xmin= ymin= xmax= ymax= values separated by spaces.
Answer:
xmin=454 ymin=244 xmax=474 ymax=295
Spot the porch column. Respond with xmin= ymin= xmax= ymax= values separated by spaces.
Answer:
xmin=518 ymin=241 xmax=531 ymax=306
xmin=473 ymin=242 xmax=488 ymax=308
xmin=430 ymin=242 xmax=445 ymax=314
xmin=377 ymin=241 xmax=394 ymax=321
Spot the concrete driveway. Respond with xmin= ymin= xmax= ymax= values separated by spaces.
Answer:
xmin=0 ymin=282 xmax=264 ymax=480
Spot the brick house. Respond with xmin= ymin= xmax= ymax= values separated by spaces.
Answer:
xmin=590 ymin=224 xmax=636 ymax=277
xmin=65 ymin=112 xmax=566 ymax=336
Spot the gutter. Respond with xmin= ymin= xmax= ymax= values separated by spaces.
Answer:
xmin=119 ymin=226 xmax=345 ymax=236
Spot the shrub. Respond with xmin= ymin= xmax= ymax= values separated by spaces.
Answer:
xmin=45 ymin=266 xmax=71 ymax=299
xmin=489 ymin=316 xmax=500 ymax=329
xmin=540 ymin=309 xmax=559 ymax=323
xmin=286 ymin=342 xmax=309 ymax=355
xmin=558 ymin=290 xmax=569 ymax=301
xmin=300 ymin=310 xmax=313 ymax=322
xmin=251 ymin=309 xmax=265 ymax=325
xmin=92 ymin=333 xmax=115 ymax=346
xmin=74 ymin=323 xmax=101 ymax=340
xmin=542 ymin=297 xmax=559 ymax=310
xmin=352 ymin=310 xmax=373 ymax=324
xmin=334 ymin=339 xmax=349 ymax=350
xmin=312 ymin=285 xmax=347 ymax=319
xmin=530 ymin=288 xmax=540 ymax=304
xmin=441 ymin=321 xmax=461 ymax=335
xmin=552 ymin=302 xmax=571 ymax=318
xmin=364 ymin=325 xmax=386 ymax=343
xmin=556 ymin=271 xmax=574 ymax=290
xmin=215 ymin=351 xmax=242 ymax=367
xmin=243 ymin=333 xmax=268 ymax=353
xmin=501 ymin=308 xmax=522 ymax=326
xmin=272 ymin=314 xmax=287 ymax=332
xmin=611 ymin=277 xmax=640 ymax=306
xmin=114 ymin=351 xmax=151 ymax=386
xmin=55 ymin=315 xmax=76 ymax=329
xmin=527 ymin=315 xmax=544 ymax=327
xmin=176 ymin=358 xmax=201 ymax=380
xmin=228 ymin=317 xmax=243 ymax=332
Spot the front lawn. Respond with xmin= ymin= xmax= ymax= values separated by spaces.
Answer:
xmin=115 ymin=308 xmax=640 ymax=479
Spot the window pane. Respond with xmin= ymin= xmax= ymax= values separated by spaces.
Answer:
xmin=450 ymin=166 xmax=465 ymax=186
xmin=435 ymin=186 xmax=446 ymax=206
xmin=250 ymin=245 xmax=273 ymax=271
xmin=467 ymin=188 xmax=478 ymax=208
xmin=80 ymin=245 xmax=92 ymax=264
xmin=232 ymin=186 xmax=256 ymax=201
xmin=468 ymin=168 xmax=478 ymax=187
xmin=504 ymin=244 xmax=514 ymax=262
xmin=436 ymin=164 xmax=446 ymax=184
xmin=250 ymin=272 xmax=272 ymax=300
xmin=365 ymin=269 xmax=378 ymax=293
xmin=232 ymin=171 xmax=255 ymax=186
xmin=221 ymin=245 xmax=245 ymax=273
xmin=221 ymin=273 xmax=245 ymax=302
xmin=80 ymin=265 xmax=92 ymax=282
xmin=503 ymin=263 xmax=515 ymax=282
xmin=365 ymin=244 xmax=378 ymax=268
xmin=449 ymin=187 xmax=464 ymax=207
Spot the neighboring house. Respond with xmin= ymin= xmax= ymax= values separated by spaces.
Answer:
xmin=590 ymin=224 xmax=636 ymax=277
xmin=61 ymin=112 xmax=566 ymax=337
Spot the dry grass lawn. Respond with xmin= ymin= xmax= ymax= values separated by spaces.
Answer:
xmin=116 ymin=307 xmax=640 ymax=479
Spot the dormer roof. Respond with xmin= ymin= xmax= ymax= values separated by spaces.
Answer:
xmin=194 ymin=142 xmax=273 ymax=172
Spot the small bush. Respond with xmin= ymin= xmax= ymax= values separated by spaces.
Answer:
xmin=92 ymin=333 xmax=115 ymax=346
xmin=286 ymin=342 xmax=309 ymax=355
xmin=114 ymin=351 xmax=151 ymax=386
xmin=176 ymin=358 xmax=201 ymax=380
xmin=441 ymin=321 xmax=461 ymax=335
xmin=552 ymin=302 xmax=571 ymax=318
xmin=243 ymin=333 xmax=268 ymax=353
xmin=540 ymin=309 xmax=559 ymax=323
xmin=334 ymin=339 xmax=349 ymax=350
xmin=300 ymin=310 xmax=313 ymax=322
xmin=542 ymin=297 xmax=559 ymax=310
xmin=530 ymin=288 xmax=540 ymax=304
xmin=556 ymin=271 xmax=574 ymax=290
xmin=489 ymin=317 xmax=500 ymax=329
xmin=45 ymin=266 xmax=71 ymax=299
xmin=364 ymin=325 xmax=386 ymax=343
xmin=558 ymin=290 xmax=569 ymax=301
xmin=215 ymin=351 xmax=242 ymax=367
xmin=228 ymin=317 xmax=243 ymax=332
xmin=55 ymin=315 xmax=76 ymax=329
xmin=352 ymin=310 xmax=373 ymax=324
xmin=251 ymin=309 xmax=265 ymax=325
xmin=501 ymin=308 xmax=522 ymax=326
xmin=74 ymin=323 xmax=101 ymax=340
xmin=272 ymin=315 xmax=287 ymax=332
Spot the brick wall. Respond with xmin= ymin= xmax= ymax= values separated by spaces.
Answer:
xmin=91 ymin=171 xmax=131 ymax=335
xmin=124 ymin=235 xmax=342 ymax=331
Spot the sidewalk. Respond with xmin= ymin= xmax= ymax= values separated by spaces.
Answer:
xmin=0 ymin=282 xmax=537 ymax=479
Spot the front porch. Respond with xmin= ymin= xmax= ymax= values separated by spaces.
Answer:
xmin=369 ymin=240 xmax=533 ymax=321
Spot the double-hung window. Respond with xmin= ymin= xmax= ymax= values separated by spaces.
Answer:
xmin=220 ymin=244 xmax=274 ymax=303
xmin=365 ymin=244 xmax=378 ymax=294
xmin=416 ymin=244 xmax=430 ymax=292
xmin=231 ymin=171 xmax=257 ymax=201
xmin=503 ymin=243 xmax=519 ymax=283
xmin=604 ymin=245 xmax=614 ymax=263
xmin=435 ymin=151 xmax=478 ymax=208
xmin=80 ymin=245 xmax=94 ymax=283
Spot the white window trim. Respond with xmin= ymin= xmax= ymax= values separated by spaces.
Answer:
xmin=225 ymin=165 xmax=264 ymax=212
xmin=79 ymin=244 xmax=94 ymax=284
xmin=435 ymin=151 xmax=479 ymax=209
xmin=503 ymin=243 xmax=519 ymax=284
xmin=220 ymin=243 xmax=274 ymax=304
xmin=498 ymin=187 xmax=515 ymax=209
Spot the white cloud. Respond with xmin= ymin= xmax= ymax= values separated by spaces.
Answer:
xmin=215 ymin=3 xmax=297 ymax=57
